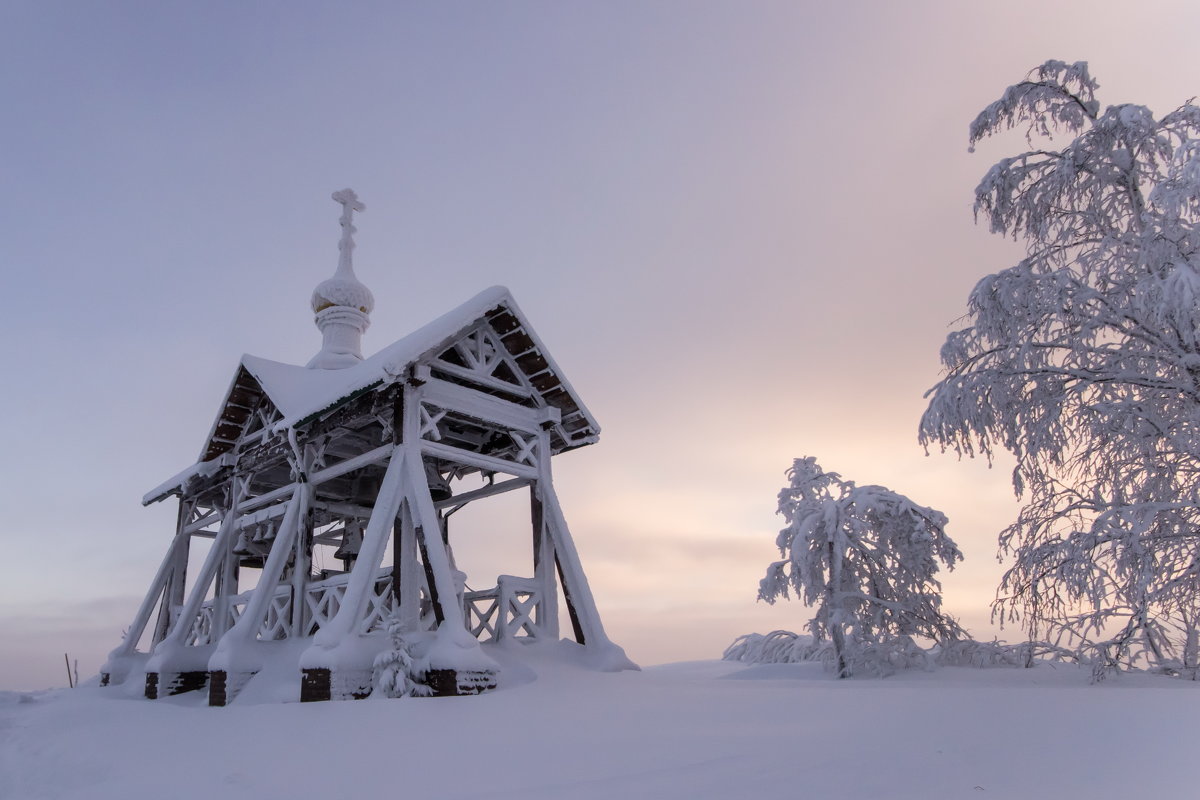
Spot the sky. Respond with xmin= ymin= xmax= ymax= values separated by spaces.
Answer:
xmin=2 ymin=0 xmax=1199 ymax=690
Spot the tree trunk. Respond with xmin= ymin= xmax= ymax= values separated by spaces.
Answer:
xmin=827 ymin=537 xmax=848 ymax=678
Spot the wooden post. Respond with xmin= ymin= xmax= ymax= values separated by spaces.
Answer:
xmin=311 ymin=447 xmax=405 ymax=648
xmin=530 ymin=431 xmax=559 ymax=640
xmin=397 ymin=501 xmax=423 ymax=630
xmin=115 ymin=505 xmax=190 ymax=662
xmin=211 ymin=540 xmax=239 ymax=642
xmin=151 ymin=501 xmax=190 ymax=647
xmin=154 ymin=488 xmax=242 ymax=651
xmin=212 ymin=483 xmax=307 ymax=652
xmin=155 ymin=524 xmax=192 ymax=646
xmin=143 ymin=484 xmax=247 ymax=698
xmin=291 ymin=500 xmax=314 ymax=637
xmin=402 ymin=382 xmax=470 ymax=636
xmin=537 ymin=451 xmax=612 ymax=650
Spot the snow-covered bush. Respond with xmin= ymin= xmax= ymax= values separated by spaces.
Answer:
xmin=725 ymin=630 xmax=1082 ymax=675
xmin=723 ymin=629 xmax=935 ymax=677
xmin=758 ymin=457 xmax=964 ymax=677
xmin=722 ymin=630 xmax=829 ymax=664
xmin=845 ymin=636 xmax=936 ymax=677
xmin=372 ymin=617 xmax=432 ymax=699
xmin=934 ymin=638 xmax=1077 ymax=669
xmin=921 ymin=60 xmax=1200 ymax=674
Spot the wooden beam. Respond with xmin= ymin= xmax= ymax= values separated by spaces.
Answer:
xmin=311 ymin=500 xmax=377 ymax=519
xmin=310 ymin=444 xmax=392 ymax=486
xmin=236 ymin=444 xmax=391 ymax=515
xmin=183 ymin=510 xmax=220 ymax=535
xmin=428 ymin=360 xmax=535 ymax=399
xmin=420 ymin=440 xmax=538 ymax=481
xmin=434 ymin=476 xmax=530 ymax=510
xmin=416 ymin=373 xmax=559 ymax=433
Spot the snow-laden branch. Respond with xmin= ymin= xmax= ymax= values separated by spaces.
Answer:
xmin=923 ymin=60 xmax=1200 ymax=675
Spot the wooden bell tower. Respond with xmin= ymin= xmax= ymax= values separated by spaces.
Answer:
xmin=101 ymin=190 xmax=636 ymax=705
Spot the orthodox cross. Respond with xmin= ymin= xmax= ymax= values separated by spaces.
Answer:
xmin=332 ymin=188 xmax=365 ymax=275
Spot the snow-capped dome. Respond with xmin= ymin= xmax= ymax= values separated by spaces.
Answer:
xmin=307 ymin=189 xmax=374 ymax=370
xmin=311 ymin=273 xmax=374 ymax=315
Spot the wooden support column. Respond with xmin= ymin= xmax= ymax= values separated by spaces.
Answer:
xmin=151 ymin=501 xmax=190 ymax=648
xmin=290 ymin=500 xmax=314 ymax=637
xmin=396 ymin=501 xmax=423 ymax=631
xmin=154 ymin=521 xmax=193 ymax=647
xmin=310 ymin=447 xmax=405 ymax=648
xmin=210 ymin=541 xmax=240 ymax=642
xmin=102 ymin=502 xmax=192 ymax=684
xmin=143 ymin=481 xmax=248 ymax=698
xmin=402 ymin=381 xmax=470 ymax=636
xmin=155 ymin=485 xmax=244 ymax=651
xmin=531 ymin=428 xmax=559 ymax=640
xmin=208 ymin=481 xmax=309 ymax=704
xmin=301 ymin=447 xmax=405 ymax=701
xmin=536 ymin=439 xmax=614 ymax=651
xmin=217 ymin=483 xmax=307 ymax=644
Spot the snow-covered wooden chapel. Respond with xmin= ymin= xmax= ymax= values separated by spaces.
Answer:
xmin=101 ymin=190 xmax=635 ymax=705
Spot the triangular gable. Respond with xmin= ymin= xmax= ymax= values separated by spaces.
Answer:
xmin=261 ymin=286 xmax=601 ymax=450
xmin=150 ymin=286 xmax=599 ymax=504
xmin=440 ymin=300 xmax=601 ymax=451
xmin=197 ymin=366 xmax=277 ymax=463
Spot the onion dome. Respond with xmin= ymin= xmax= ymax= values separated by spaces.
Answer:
xmin=307 ymin=189 xmax=374 ymax=370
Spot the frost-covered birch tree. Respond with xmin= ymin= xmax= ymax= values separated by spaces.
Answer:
xmin=759 ymin=457 xmax=964 ymax=677
xmin=921 ymin=61 xmax=1200 ymax=676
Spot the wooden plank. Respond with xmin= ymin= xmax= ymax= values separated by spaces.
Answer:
xmin=420 ymin=440 xmax=538 ymax=481
xmin=530 ymin=479 xmax=558 ymax=640
xmin=514 ymin=352 xmax=549 ymax=374
xmin=499 ymin=329 xmax=535 ymax=356
xmin=484 ymin=307 xmax=520 ymax=332
xmin=434 ymin=476 xmax=530 ymax=510
xmin=418 ymin=376 xmax=557 ymax=434
xmin=531 ymin=372 xmax=562 ymax=392
xmin=309 ymin=444 xmax=393 ymax=487
xmin=427 ymin=360 xmax=535 ymax=398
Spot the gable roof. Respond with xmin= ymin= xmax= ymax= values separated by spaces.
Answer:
xmin=146 ymin=286 xmax=599 ymax=504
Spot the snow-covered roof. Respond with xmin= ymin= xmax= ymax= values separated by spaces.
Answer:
xmin=249 ymin=286 xmax=520 ymax=427
xmin=141 ymin=454 xmax=235 ymax=507
xmin=145 ymin=286 xmax=599 ymax=505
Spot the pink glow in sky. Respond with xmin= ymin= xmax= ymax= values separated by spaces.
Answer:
xmin=2 ymin=1 xmax=1199 ymax=690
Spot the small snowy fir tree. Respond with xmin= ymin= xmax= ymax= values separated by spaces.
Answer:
xmin=920 ymin=60 xmax=1200 ymax=678
xmin=759 ymin=457 xmax=964 ymax=677
xmin=372 ymin=617 xmax=432 ymax=698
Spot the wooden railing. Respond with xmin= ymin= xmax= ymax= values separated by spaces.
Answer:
xmin=303 ymin=568 xmax=399 ymax=636
xmin=179 ymin=569 xmax=539 ymax=645
xmin=463 ymin=575 xmax=541 ymax=642
xmin=182 ymin=584 xmax=292 ymax=646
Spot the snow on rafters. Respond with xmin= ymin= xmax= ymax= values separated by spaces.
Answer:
xmin=146 ymin=286 xmax=599 ymax=504
xmin=256 ymin=286 xmax=600 ymax=447
xmin=198 ymin=367 xmax=274 ymax=463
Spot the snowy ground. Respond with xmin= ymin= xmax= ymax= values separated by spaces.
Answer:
xmin=2 ymin=642 xmax=1195 ymax=800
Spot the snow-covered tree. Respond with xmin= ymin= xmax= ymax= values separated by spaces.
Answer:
xmin=372 ymin=617 xmax=432 ymax=698
xmin=759 ymin=457 xmax=964 ymax=677
xmin=920 ymin=60 xmax=1200 ymax=676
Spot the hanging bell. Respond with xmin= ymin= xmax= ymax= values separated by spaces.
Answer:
xmin=425 ymin=460 xmax=452 ymax=502
xmin=234 ymin=523 xmax=268 ymax=568
xmin=334 ymin=520 xmax=364 ymax=561
xmin=232 ymin=529 xmax=254 ymax=557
